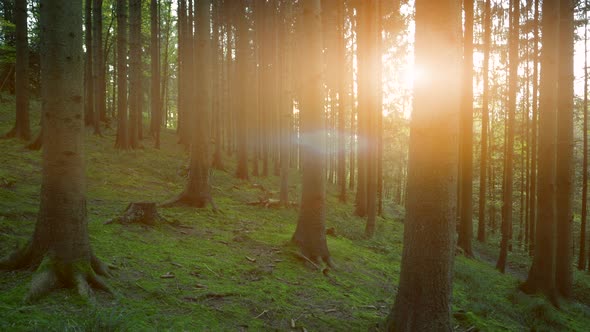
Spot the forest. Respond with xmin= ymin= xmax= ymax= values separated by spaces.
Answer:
xmin=1 ymin=0 xmax=590 ymax=330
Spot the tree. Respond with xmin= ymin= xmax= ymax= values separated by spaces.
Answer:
xmin=0 ymin=0 xmax=111 ymax=302
xmin=478 ymin=0 xmax=491 ymax=243
xmin=128 ymin=0 xmax=141 ymax=148
xmin=92 ymin=0 xmax=103 ymax=136
xmin=84 ymin=0 xmax=94 ymax=128
xmin=279 ymin=0 xmax=293 ymax=206
xmin=162 ymin=0 xmax=215 ymax=209
xmin=528 ymin=0 xmax=540 ymax=257
xmin=115 ymin=0 xmax=129 ymax=149
xmin=337 ymin=0 xmax=347 ymax=203
xmin=458 ymin=0 xmax=474 ymax=257
xmin=234 ymin=1 xmax=249 ymax=180
xmin=555 ymin=0 xmax=574 ymax=298
xmin=497 ymin=0 xmax=519 ymax=273
xmin=580 ymin=0 xmax=589 ymax=271
xmin=3 ymin=0 xmax=30 ymax=140
xmin=521 ymin=0 xmax=559 ymax=304
xmin=385 ymin=0 xmax=461 ymax=329
xmin=93 ymin=0 xmax=106 ymax=124
xmin=358 ymin=0 xmax=380 ymax=238
xmin=150 ymin=0 xmax=161 ymax=148
xmin=292 ymin=0 xmax=332 ymax=267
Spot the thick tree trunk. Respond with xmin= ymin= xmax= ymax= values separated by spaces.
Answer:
xmin=292 ymin=0 xmax=331 ymax=267
xmin=0 ymin=0 xmax=110 ymax=302
xmin=386 ymin=0 xmax=461 ymax=330
xmin=555 ymin=0 xmax=574 ymax=298
xmin=163 ymin=0 xmax=215 ymax=209
xmin=521 ymin=0 xmax=559 ymax=304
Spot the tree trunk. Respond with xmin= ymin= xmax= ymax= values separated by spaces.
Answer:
xmin=292 ymin=0 xmax=331 ymax=267
xmin=528 ymin=0 xmax=539 ymax=257
xmin=360 ymin=0 xmax=379 ymax=238
xmin=151 ymin=0 xmax=161 ymax=148
xmin=497 ymin=0 xmax=519 ymax=273
xmin=235 ymin=2 xmax=249 ymax=180
xmin=115 ymin=0 xmax=129 ymax=149
xmin=458 ymin=0 xmax=474 ymax=257
xmin=84 ymin=0 xmax=94 ymax=128
xmin=354 ymin=2 xmax=368 ymax=218
xmin=92 ymin=0 xmax=103 ymax=135
xmin=162 ymin=0 xmax=213 ymax=209
xmin=128 ymin=0 xmax=141 ymax=148
xmin=279 ymin=0 xmax=293 ymax=207
xmin=478 ymin=0 xmax=491 ymax=243
xmin=0 ymin=0 xmax=110 ymax=302
xmin=555 ymin=0 xmax=574 ymax=298
xmin=3 ymin=0 xmax=30 ymax=140
xmin=386 ymin=0 xmax=461 ymax=330
xmin=579 ymin=0 xmax=588 ymax=271
xmin=521 ymin=0 xmax=559 ymax=304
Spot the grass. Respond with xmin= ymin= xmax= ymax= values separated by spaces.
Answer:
xmin=1 ymin=95 xmax=590 ymax=331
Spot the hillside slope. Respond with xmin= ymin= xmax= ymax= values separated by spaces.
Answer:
xmin=1 ymin=98 xmax=589 ymax=331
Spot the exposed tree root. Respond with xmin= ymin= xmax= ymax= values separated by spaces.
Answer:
xmin=1 ymin=248 xmax=113 ymax=303
xmin=104 ymin=202 xmax=167 ymax=226
xmin=0 ymin=242 xmax=35 ymax=270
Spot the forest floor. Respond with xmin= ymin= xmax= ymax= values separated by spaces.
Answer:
xmin=1 ymin=97 xmax=590 ymax=331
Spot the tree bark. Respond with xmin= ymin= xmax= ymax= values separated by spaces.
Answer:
xmin=497 ymin=0 xmax=519 ymax=273
xmin=0 ymin=0 xmax=110 ymax=302
xmin=3 ymin=0 xmax=30 ymax=140
xmin=128 ymin=0 xmax=141 ymax=148
xmin=115 ymin=0 xmax=129 ymax=149
xmin=521 ymin=0 xmax=559 ymax=305
xmin=292 ymin=0 xmax=331 ymax=267
xmin=386 ymin=0 xmax=461 ymax=330
xmin=580 ymin=0 xmax=588 ymax=271
xmin=555 ymin=0 xmax=574 ymax=298
xmin=478 ymin=0 xmax=491 ymax=243
xmin=151 ymin=0 xmax=161 ymax=148
xmin=92 ymin=0 xmax=103 ymax=135
xmin=458 ymin=0 xmax=474 ymax=257
xmin=234 ymin=1 xmax=249 ymax=180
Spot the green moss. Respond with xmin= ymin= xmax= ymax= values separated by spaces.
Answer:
xmin=0 ymin=102 xmax=589 ymax=330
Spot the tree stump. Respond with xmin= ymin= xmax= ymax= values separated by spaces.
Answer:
xmin=105 ymin=202 xmax=166 ymax=226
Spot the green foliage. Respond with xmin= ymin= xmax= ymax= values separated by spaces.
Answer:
xmin=0 ymin=101 xmax=589 ymax=330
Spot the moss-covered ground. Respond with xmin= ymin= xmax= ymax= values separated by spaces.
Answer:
xmin=1 ymin=96 xmax=589 ymax=331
